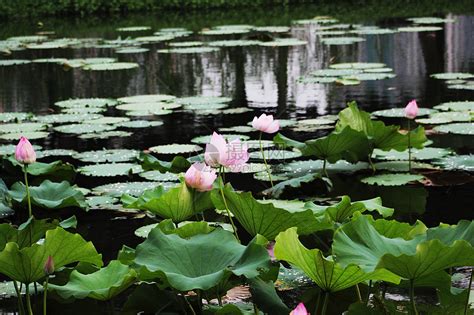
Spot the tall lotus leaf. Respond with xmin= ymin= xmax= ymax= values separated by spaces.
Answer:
xmin=3 ymin=156 xmax=76 ymax=183
xmin=0 ymin=179 xmax=13 ymax=217
xmin=9 ymin=180 xmax=87 ymax=209
xmin=212 ymin=185 xmax=331 ymax=240
xmin=133 ymin=228 xmax=270 ymax=291
xmin=48 ymin=261 xmax=136 ymax=301
xmin=262 ymin=173 xmax=325 ymax=198
xmin=274 ymin=228 xmax=400 ymax=292
xmin=426 ymin=220 xmax=474 ymax=246
xmin=0 ymin=227 xmax=102 ymax=283
xmin=140 ymin=152 xmax=190 ymax=173
xmin=122 ymin=182 xmax=213 ymax=222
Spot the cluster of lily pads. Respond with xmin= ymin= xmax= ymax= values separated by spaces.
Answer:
xmin=0 ymin=92 xmax=472 ymax=314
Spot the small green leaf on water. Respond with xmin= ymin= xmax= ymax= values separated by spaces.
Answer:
xmin=361 ymin=173 xmax=424 ymax=186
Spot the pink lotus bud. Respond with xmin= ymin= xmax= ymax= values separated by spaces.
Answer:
xmin=44 ymin=255 xmax=55 ymax=275
xmin=252 ymin=114 xmax=280 ymax=134
xmin=290 ymin=302 xmax=309 ymax=315
xmin=404 ymin=100 xmax=419 ymax=119
xmin=204 ymin=132 xmax=249 ymax=170
xmin=15 ymin=136 xmax=36 ymax=164
xmin=185 ymin=162 xmax=217 ymax=192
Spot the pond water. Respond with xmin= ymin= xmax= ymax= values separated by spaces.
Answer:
xmin=0 ymin=2 xmax=473 ymax=314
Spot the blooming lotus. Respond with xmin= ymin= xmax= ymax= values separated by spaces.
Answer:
xmin=184 ymin=163 xmax=217 ymax=192
xmin=15 ymin=136 xmax=36 ymax=164
xmin=404 ymin=100 xmax=419 ymax=119
xmin=252 ymin=113 xmax=280 ymax=134
xmin=204 ymin=132 xmax=249 ymax=169
xmin=290 ymin=302 xmax=309 ymax=315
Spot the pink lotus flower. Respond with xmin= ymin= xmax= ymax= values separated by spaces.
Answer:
xmin=404 ymin=100 xmax=419 ymax=119
xmin=252 ymin=114 xmax=280 ymax=134
xmin=15 ymin=136 xmax=36 ymax=164
xmin=44 ymin=255 xmax=55 ymax=275
xmin=290 ymin=302 xmax=309 ymax=315
xmin=204 ymin=132 xmax=249 ymax=169
xmin=185 ymin=162 xmax=217 ymax=192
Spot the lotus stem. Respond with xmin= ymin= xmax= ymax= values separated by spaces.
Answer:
xmin=322 ymin=159 xmax=329 ymax=178
xmin=183 ymin=295 xmax=196 ymax=315
xmin=253 ymin=303 xmax=259 ymax=315
xmin=259 ymin=132 xmax=273 ymax=187
xmin=409 ymin=279 xmax=418 ymax=315
xmin=355 ymin=284 xmax=362 ymax=303
xmin=23 ymin=165 xmax=33 ymax=218
xmin=25 ymin=284 xmax=33 ymax=315
xmin=464 ymin=268 xmax=473 ymax=315
xmin=367 ymin=280 xmax=372 ymax=305
xmin=13 ymin=280 xmax=25 ymax=315
xmin=218 ymin=167 xmax=240 ymax=242
xmin=314 ymin=291 xmax=322 ymax=315
xmin=43 ymin=278 xmax=48 ymax=315
xmin=368 ymin=154 xmax=376 ymax=173
xmin=407 ymin=119 xmax=412 ymax=173
xmin=321 ymin=292 xmax=330 ymax=315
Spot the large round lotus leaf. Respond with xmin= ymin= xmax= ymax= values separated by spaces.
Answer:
xmin=86 ymin=196 xmax=118 ymax=209
xmin=84 ymin=117 xmax=130 ymax=125
xmin=48 ymin=260 xmax=137 ymax=301
xmin=116 ymin=47 xmax=150 ymax=54
xmin=434 ymin=101 xmax=474 ymax=112
xmin=278 ymin=160 xmax=368 ymax=176
xmin=429 ymin=111 xmax=471 ymax=122
xmin=154 ymin=30 xmax=192 ymax=37
xmin=448 ymin=83 xmax=474 ymax=91
xmin=219 ymin=126 xmax=254 ymax=133
xmin=371 ymin=108 xmax=437 ymax=117
xmin=117 ymin=26 xmax=151 ymax=32
xmin=320 ymin=37 xmax=365 ymax=45
xmin=415 ymin=117 xmax=452 ymax=125
xmin=27 ymin=41 xmax=69 ymax=49
xmin=0 ymin=144 xmax=42 ymax=156
xmin=433 ymin=155 xmax=474 ymax=172
xmin=293 ymin=17 xmax=339 ymax=25
xmin=215 ymin=24 xmax=254 ymax=30
xmin=406 ymin=17 xmax=455 ymax=24
xmin=116 ymin=102 xmax=181 ymax=111
xmin=32 ymin=58 xmax=68 ymax=64
xmin=430 ymin=72 xmax=474 ymax=80
xmin=125 ymin=110 xmax=172 ymax=117
xmin=330 ymin=62 xmax=386 ymax=69
xmin=191 ymin=134 xmax=249 ymax=144
xmin=35 ymin=113 xmax=103 ymax=124
xmin=62 ymin=58 xmax=117 ymax=68
xmin=134 ymin=227 xmax=270 ymax=291
xmin=373 ymin=161 xmax=436 ymax=172
xmin=55 ymin=98 xmax=118 ymax=108
xmin=291 ymin=124 xmax=334 ymax=132
xmin=168 ymin=41 xmax=203 ymax=47
xmin=350 ymin=28 xmax=396 ymax=35
xmin=115 ymin=120 xmax=163 ymax=128
xmin=361 ymin=173 xmax=424 ymax=186
xmin=372 ymin=147 xmax=452 ymax=161
xmin=221 ymin=107 xmax=253 ymax=115
xmin=364 ymin=67 xmax=394 ymax=73
xmin=259 ymin=38 xmax=308 ymax=47
xmin=0 ymin=112 xmax=32 ymax=123
xmin=346 ymin=72 xmax=396 ymax=81
xmin=398 ymin=26 xmax=443 ymax=32
xmin=36 ymin=149 xmax=77 ymax=159
xmin=134 ymin=223 xmax=159 ymax=238
xmin=158 ymin=47 xmax=220 ymax=54
xmin=200 ymin=29 xmax=250 ymax=35
xmin=0 ymin=59 xmax=31 ymax=66
xmin=315 ymin=30 xmax=348 ymax=36
xmin=184 ymin=103 xmax=229 ymax=111
xmin=0 ymin=122 xmax=48 ymax=133
xmin=298 ymin=76 xmax=338 ymax=84
xmin=79 ymin=131 xmax=132 ymax=139
xmin=79 ymin=163 xmax=142 ymax=177
xmin=135 ymin=35 xmax=175 ymax=43
xmin=73 ymin=149 xmax=139 ymax=163
xmin=310 ymin=69 xmax=362 ymax=77
xmin=118 ymin=94 xmax=176 ymax=103
xmin=159 ymin=27 xmax=188 ymax=33
xmin=92 ymin=182 xmax=170 ymax=197
xmin=208 ymin=40 xmax=261 ymax=47
xmin=82 ymin=62 xmax=139 ymax=71
xmin=249 ymin=150 xmax=302 ymax=161
xmin=433 ymin=123 xmax=474 ymax=135
xmin=61 ymin=107 xmax=106 ymax=114
xmin=7 ymin=35 xmax=48 ymax=42
xmin=0 ymin=131 xmax=49 ymax=140
xmin=335 ymin=78 xmax=361 ymax=85
xmin=253 ymin=171 xmax=289 ymax=182
xmin=54 ymin=123 xmax=116 ymax=134
xmin=148 ymin=144 xmax=202 ymax=155
xmin=138 ymin=171 xmax=180 ymax=182
xmin=176 ymin=96 xmax=231 ymax=106
xmin=253 ymin=26 xmax=290 ymax=33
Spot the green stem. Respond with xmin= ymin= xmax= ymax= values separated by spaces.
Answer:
xmin=368 ymin=153 xmax=376 ymax=173
xmin=253 ymin=303 xmax=259 ymax=315
xmin=367 ymin=280 xmax=372 ymax=305
xmin=464 ymin=268 xmax=473 ymax=315
xmin=322 ymin=159 xmax=329 ymax=178
xmin=43 ymin=278 xmax=48 ymax=315
xmin=409 ymin=279 xmax=418 ymax=315
xmin=259 ymin=132 xmax=273 ymax=187
xmin=218 ymin=168 xmax=240 ymax=242
xmin=407 ymin=119 xmax=412 ymax=173
xmin=183 ymin=295 xmax=196 ymax=315
xmin=321 ymin=292 xmax=330 ymax=315
xmin=23 ymin=165 xmax=33 ymax=218
xmin=25 ymin=284 xmax=33 ymax=315
xmin=13 ymin=280 xmax=25 ymax=315
xmin=314 ymin=291 xmax=322 ymax=315
xmin=355 ymin=284 xmax=363 ymax=303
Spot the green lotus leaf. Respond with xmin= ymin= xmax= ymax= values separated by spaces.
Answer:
xmin=135 ymin=220 xmax=215 ymax=238
xmin=372 ymin=108 xmax=437 ymax=118
xmin=48 ymin=260 xmax=137 ymax=301
xmin=133 ymin=228 xmax=271 ymax=291
xmin=82 ymin=62 xmax=139 ymax=71
xmin=0 ymin=227 xmax=102 ymax=283
xmin=54 ymin=98 xmax=118 ymax=108
xmin=426 ymin=220 xmax=474 ymax=246
xmin=118 ymin=94 xmax=176 ymax=103
xmin=208 ymin=40 xmax=261 ymax=47
xmin=398 ymin=26 xmax=442 ymax=32
xmin=92 ymin=181 xmax=168 ymax=197
xmin=148 ymin=144 xmax=202 ymax=155
xmin=430 ymin=72 xmax=474 ymax=80
xmin=169 ymin=41 xmax=203 ymax=47
xmin=192 ymin=134 xmax=250 ymax=144
xmin=138 ymin=170 xmax=179 ymax=182
xmin=79 ymin=131 xmax=132 ymax=139
xmin=116 ymin=102 xmax=181 ymax=111
xmin=78 ymin=163 xmax=142 ymax=177
xmin=0 ymin=180 xmax=13 ymax=218
xmin=361 ymin=173 xmax=424 ymax=186
xmin=0 ymin=112 xmax=32 ymax=123
xmin=259 ymin=38 xmax=308 ymax=46
xmin=372 ymin=147 xmax=451 ymax=161
xmin=329 ymin=62 xmax=386 ymax=70
xmin=433 ymin=155 xmax=474 ymax=171
xmin=73 ymin=149 xmax=139 ymax=163
xmin=9 ymin=180 xmax=86 ymax=209
xmin=434 ymin=101 xmax=474 ymax=112
xmin=0 ymin=59 xmax=31 ymax=66
xmin=84 ymin=117 xmax=130 ymax=125
xmin=176 ymin=96 xmax=232 ymax=106
xmin=275 ymin=160 xmax=368 ymax=177
xmin=0 ymin=122 xmax=48 ymax=134
xmin=253 ymin=26 xmax=290 ymax=33
xmin=320 ymin=37 xmax=365 ymax=45
xmin=212 ymin=184 xmax=331 ymax=240
xmin=433 ymin=123 xmax=474 ymax=135
xmin=407 ymin=17 xmax=455 ymax=24
xmin=3 ymin=156 xmax=76 ymax=183
xmin=122 ymin=182 xmax=213 ymax=222
xmin=429 ymin=111 xmax=471 ymax=122
xmin=140 ymin=152 xmax=190 ymax=173
xmin=54 ymin=123 xmax=116 ymax=134
xmin=248 ymin=277 xmax=290 ymax=315
xmin=0 ymin=131 xmax=49 ymax=140
xmin=85 ymin=196 xmax=118 ymax=210
xmin=158 ymin=47 xmax=220 ymax=53
xmin=117 ymin=26 xmax=151 ymax=32
xmin=262 ymin=173 xmax=326 ymax=198
xmin=373 ymin=161 xmax=436 ymax=172
xmin=115 ymin=120 xmax=163 ymax=128
xmin=274 ymin=228 xmax=400 ymax=292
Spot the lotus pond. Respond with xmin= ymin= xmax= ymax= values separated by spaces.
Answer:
xmin=0 ymin=2 xmax=474 ymax=315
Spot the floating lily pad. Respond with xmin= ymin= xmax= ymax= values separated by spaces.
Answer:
xmin=148 ymin=144 xmax=202 ymax=155
xmin=61 ymin=107 xmax=106 ymax=114
xmin=176 ymin=96 xmax=231 ymax=106
xmin=221 ymin=107 xmax=253 ymax=115
xmin=372 ymin=108 xmax=437 ymax=117
xmin=92 ymin=182 xmax=169 ymax=197
xmin=35 ymin=113 xmax=103 ymax=124
xmin=7 ymin=35 xmax=48 ymax=42
xmin=73 ymin=149 xmax=139 ymax=163
xmin=55 ymin=98 xmax=118 ymax=108
xmin=79 ymin=163 xmax=142 ymax=177
xmin=330 ymin=62 xmax=386 ymax=69
xmin=0 ymin=59 xmax=31 ymax=66
xmin=347 ymin=72 xmax=396 ymax=81
xmin=293 ymin=17 xmax=339 ymax=25
xmin=118 ymin=94 xmax=176 ymax=103
xmin=434 ymin=101 xmax=474 ymax=112
xmin=415 ymin=117 xmax=452 ymax=125
xmin=138 ymin=171 xmax=180 ymax=182
xmin=36 ymin=149 xmax=77 ymax=159
xmin=0 ymin=144 xmax=41 ymax=156
xmin=208 ymin=40 xmax=261 ymax=47
xmin=297 ymin=118 xmax=335 ymax=125
xmin=315 ymin=30 xmax=347 ymax=36
xmin=335 ymin=78 xmax=361 ymax=85
xmin=191 ymin=134 xmax=249 ymax=144
xmin=398 ymin=26 xmax=443 ymax=32
xmin=168 ymin=41 xmax=203 ymax=47
xmin=115 ymin=47 xmax=149 ymax=54
xmin=433 ymin=155 xmax=474 ymax=172
xmin=200 ymin=28 xmax=250 ymax=36
xmin=54 ymin=123 xmax=116 ymax=134
xmin=125 ymin=110 xmax=172 ymax=117
xmin=27 ymin=41 xmax=69 ymax=49
xmin=0 ymin=122 xmax=48 ymax=133
xmin=429 ymin=111 xmax=471 ymax=122
xmin=298 ymin=76 xmax=338 ymax=84
xmin=184 ymin=103 xmax=229 ymax=111
xmin=79 ymin=131 xmax=132 ymax=139
xmin=158 ymin=47 xmax=220 ymax=54
xmin=117 ymin=26 xmax=151 ymax=32
xmin=85 ymin=117 xmax=130 ymax=125
xmin=430 ymin=72 xmax=474 ymax=80
xmin=407 ymin=17 xmax=455 ymax=24
xmin=249 ymin=150 xmax=302 ymax=160
xmin=82 ymin=62 xmax=139 ymax=71
xmin=253 ymin=26 xmax=290 ymax=33
xmin=433 ymin=123 xmax=474 ymax=135
xmin=0 ymin=112 xmax=32 ymax=123
xmin=373 ymin=161 xmax=436 ymax=172
xmin=320 ymin=37 xmax=365 ymax=45
xmin=448 ymin=83 xmax=474 ymax=90
xmin=219 ymin=126 xmax=254 ymax=133
xmin=135 ymin=35 xmax=175 ymax=43
xmin=361 ymin=173 xmax=424 ymax=186
xmin=32 ymin=58 xmax=68 ymax=64
xmin=372 ymin=147 xmax=452 ymax=161
xmin=253 ymin=172 xmax=289 ymax=182
xmin=116 ymin=102 xmax=181 ymax=111
xmin=310 ymin=69 xmax=362 ymax=77
xmin=350 ymin=28 xmax=396 ymax=35
xmin=259 ymin=38 xmax=307 ymax=47
xmin=115 ymin=120 xmax=163 ymax=128
xmin=0 ymin=131 xmax=49 ymax=140
xmin=86 ymin=196 xmax=119 ymax=209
